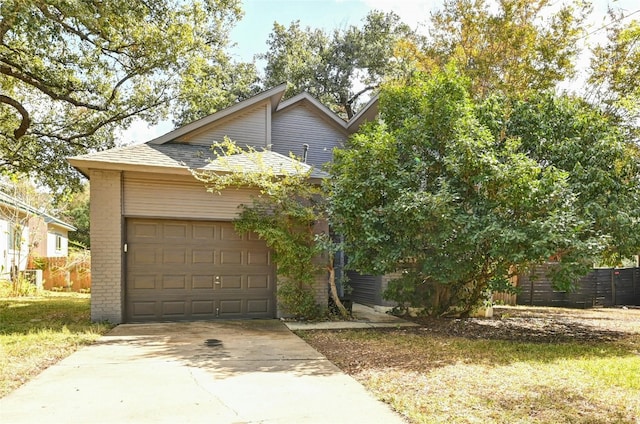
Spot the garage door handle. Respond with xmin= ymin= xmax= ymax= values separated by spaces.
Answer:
xmin=215 ymin=276 xmax=220 ymax=285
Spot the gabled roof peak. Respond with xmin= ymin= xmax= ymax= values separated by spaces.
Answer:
xmin=276 ymin=91 xmax=379 ymax=134
xmin=277 ymin=92 xmax=348 ymax=129
xmin=148 ymin=83 xmax=288 ymax=145
xmin=147 ymin=84 xmax=379 ymax=145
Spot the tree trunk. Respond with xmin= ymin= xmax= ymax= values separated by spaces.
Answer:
xmin=328 ymin=261 xmax=349 ymax=318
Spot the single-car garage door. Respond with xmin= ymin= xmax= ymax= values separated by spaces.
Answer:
xmin=126 ymin=219 xmax=275 ymax=322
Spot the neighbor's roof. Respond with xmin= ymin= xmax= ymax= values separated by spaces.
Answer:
xmin=0 ymin=190 xmax=76 ymax=232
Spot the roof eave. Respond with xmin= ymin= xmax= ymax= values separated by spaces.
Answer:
xmin=276 ymin=93 xmax=349 ymax=131
xmin=67 ymin=157 xmax=194 ymax=177
xmin=147 ymin=83 xmax=288 ymax=145
xmin=46 ymin=219 xmax=77 ymax=232
xmin=0 ymin=192 xmax=76 ymax=231
xmin=347 ymin=94 xmax=379 ymax=134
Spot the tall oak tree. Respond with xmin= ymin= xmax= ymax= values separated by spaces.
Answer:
xmin=0 ymin=0 xmax=245 ymax=191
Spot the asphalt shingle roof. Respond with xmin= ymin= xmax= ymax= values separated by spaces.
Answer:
xmin=71 ymin=142 xmax=328 ymax=179
xmin=0 ymin=190 xmax=76 ymax=231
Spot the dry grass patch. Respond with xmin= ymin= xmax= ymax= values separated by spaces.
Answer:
xmin=0 ymin=291 xmax=113 ymax=397
xmin=299 ymin=306 xmax=640 ymax=424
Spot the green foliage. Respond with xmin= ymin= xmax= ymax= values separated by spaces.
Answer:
xmin=0 ymin=0 xmax=243 ymax=192
xmin=0 ymin=276 xmax=39 ymax=297
xmin=588 ymin=14 xmax=640 ymax=129
xmin=194 ymin=139 xmax=328 ymax=319
xmin=174 ymin=58 xmax=260 ymax=127
xmin=60 ymin=183 xmax=90 ymax=248
xmin=482 ymin=92 xmax=640 ymax=269
xmin=276 ymin=280 xmax=320 ymax=321
xmin=330 ymin=67 xmax=584 ymax=316
xmin=424 ymin=0 xmax=589 ymax=99
xmin=260 ymin=11 xmax=419 ymax=118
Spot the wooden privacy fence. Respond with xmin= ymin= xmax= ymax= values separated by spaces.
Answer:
xmin=516 ymin=264 xmax=640 ymax=308
xmin=27 ymin=255 xmax=91 ymax=292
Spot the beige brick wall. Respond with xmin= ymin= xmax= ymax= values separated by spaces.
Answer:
xmin=275 ymin=271 xmax=328 ymax=319
xmin=313 ymin=271 xmax=329 ymax=314
xmin=274 ymin=220 xmax=329 ymax=318
xmin=89 ymin=170 xmax=123 ymax=323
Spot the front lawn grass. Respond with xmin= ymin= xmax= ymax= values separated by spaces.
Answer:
xmin=299 ymin=309 xmax=640 ymax=424
xmin=0 ymin=291 xmax=113 ymax=397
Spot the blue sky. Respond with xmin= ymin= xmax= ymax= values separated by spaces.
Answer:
xmin=227 ymin=0 xmax=432 ymax=63
xmin=229 ymin=0 xmax=638 ymax=63
xmin=121 ymin=0 xmax=639 ymax=143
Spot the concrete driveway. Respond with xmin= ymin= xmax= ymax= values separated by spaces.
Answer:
xmin=0 ymin=320 xmax=405 ymax=424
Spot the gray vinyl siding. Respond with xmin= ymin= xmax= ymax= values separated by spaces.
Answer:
xmin=272 ymin=103 xmax=347 ymax=168
xmin=347 ymin=271 xmax=397 ymax=307
xmin=123 ymin=172 xmax=257 ymax=221
xmin=177 ymin=102 xmax=269 ymax=148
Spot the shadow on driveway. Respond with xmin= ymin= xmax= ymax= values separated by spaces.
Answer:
xmin=96 ymin=320 xmax=339 ymax=377
xmin=0 ymin=320 xmax=406 ymax=424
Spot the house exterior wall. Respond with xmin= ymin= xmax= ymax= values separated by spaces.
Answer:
xmin=28 ymin=216 xmax=48 ymax=258
xmin=123 ymin=172 xmax=257 ymax=220
xmin=272 ymin=103 xmax=347 ymax=167
xmin=90 ymin=169 xmax=123 ymax=323
xmin=78 ymin=90 xmax=380 ymax=321
xmin=347 ymin=271 xmax=398 ymax=307
xmin=178 ymin=102 xmax=270 ymax=148
xmin=122 ymin=172 xmax=324 ymax=318
xmin=0 ymin=219 xmax=6 ymax=276
xmin=13 ymin=225 xmax=29 ymax=274
xmin=379 ymin=272 xmax=402 ymax=307
xmin=0 ymin=217 xmax=29 ymax=279
xmin=30 ymin=216 xmax=70 ymax=258
xmin=46 ymin=226 xmax=70 ymax=258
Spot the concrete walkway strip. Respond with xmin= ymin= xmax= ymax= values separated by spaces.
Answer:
xmin=0 ymin=319 xmax=407 ymax=424
xmin=285 ymin=303 xmax=419 ymax=331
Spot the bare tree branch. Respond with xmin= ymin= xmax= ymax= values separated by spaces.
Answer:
xmin=0 ymin=94 xmax=31 ymax=138
xmin=0 ymin=62 xmax=107 ymax=111
xmin=347 ymin=85 xmax=379 ymax=106
xmin=32 ymin=93 xmax=169 ymax=143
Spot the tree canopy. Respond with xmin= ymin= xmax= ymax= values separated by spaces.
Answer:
xmin=329 ymin=67 xmax=640 ymax=316
xmin=421 ymin=0 xmax=590 ymax=99
xmin=0 ymin=0 xmax=245 ymax=191
xmin=59 ymin=182 xmax=90 ymax=249
xmin=259 ymin=11 xmax=419 ymax=119
xmin=587 ymin=13 xmax=640 ymax=129
xmin=482 ymin=91 xmax=640 ymax=267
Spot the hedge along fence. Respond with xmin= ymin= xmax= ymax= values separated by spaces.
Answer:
xmin=28 ymin=252 xmax=91 ymax=292
xmin=517 ymin=264 xmax=640 ymax=308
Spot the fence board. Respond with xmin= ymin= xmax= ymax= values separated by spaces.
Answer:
xmin=27 ymin=255 xmax=91 ymax=292
xmin=517 ymin=264 xmax=640 ymax=308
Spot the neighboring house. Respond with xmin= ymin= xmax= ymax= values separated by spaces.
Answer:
xmin=69 ymin=84 xmax=379 ymax=323
xmin=29 ymin=215 xmax=76 ymax=258
xmin=0 ymin=190 xmax=75 ymax=280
